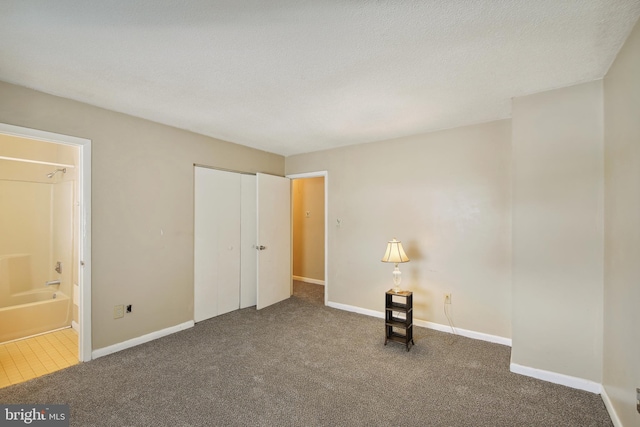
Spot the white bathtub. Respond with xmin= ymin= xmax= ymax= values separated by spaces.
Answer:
xmin=0 ymin=288 xmax=72 ymax=343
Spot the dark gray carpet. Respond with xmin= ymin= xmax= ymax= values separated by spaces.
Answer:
xmin=0 ymin=282 xmax=612 ymax=426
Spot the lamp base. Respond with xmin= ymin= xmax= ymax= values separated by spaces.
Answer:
xmin=392 ymin=264 xmax=402 ymax=293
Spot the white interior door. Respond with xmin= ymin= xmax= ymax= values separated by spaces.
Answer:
xmin=256 ymin=173 xmax=291 ymax=310
xmin=194 ymin=167 xmax=241 ymax=322
xmin=240 ymin=174 xmax=257 ymax=308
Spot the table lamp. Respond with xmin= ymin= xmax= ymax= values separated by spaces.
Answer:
xmin=381 ymin=238 xmax=410 ymax=293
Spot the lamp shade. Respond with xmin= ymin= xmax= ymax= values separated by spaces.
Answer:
xmin=381 ymin=238 xmax=410 ymax=263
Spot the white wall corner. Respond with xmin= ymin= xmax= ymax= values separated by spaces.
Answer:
xmin=92 ymin=321 xmax=194 ymax=359
xmin=326 ymin=301 xmax=512 ymax=346
xmin=509 ymin=363 xmax=602 ymax=394
xmin=71 ymin=321 xmax=80 ymax=333
xmin=600 ymin=386 xmax=624 ymax=427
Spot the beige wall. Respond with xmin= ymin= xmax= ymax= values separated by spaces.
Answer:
xmin=286 ymin=120 xmax=512 ymax=339
xmin=292 ymin=177 xmax=325 ymax=281
xmin=603 ymin=18 xmax=640 ymax=427
xmin=511 ymin=81 xmax=604 ymax=382
xmin=0 ymin=81 xmax=284 ymax=350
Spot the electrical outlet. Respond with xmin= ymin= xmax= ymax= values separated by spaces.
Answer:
xmin=113 ymin=304 xmax=124 ymax=319
xmin=444 ymin=293 xmax=452 ymax=304
xmin=126 ymin=304 xmax=132 ymax=313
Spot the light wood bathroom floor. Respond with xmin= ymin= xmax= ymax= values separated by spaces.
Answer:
xmin=0 ymin=328 xmax=78 ymax=389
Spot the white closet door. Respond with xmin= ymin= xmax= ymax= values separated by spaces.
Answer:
xmin=256 ymin=173 xmax=291 ymax=310
xmin=240 ymin=174 xmax=257 ymax=308
xmin=194 ymin=167 xmax=241 ymax=322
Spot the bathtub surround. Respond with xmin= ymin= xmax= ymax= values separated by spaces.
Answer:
xmin=0 ymin=285 xmax=71 ymax=343
xmin=0 ymin=137 xmax=77 ymax=303
xmin=0 ymin=137 xmax=77 ymax=343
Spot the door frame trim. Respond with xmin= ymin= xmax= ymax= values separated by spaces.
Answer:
xmin=0 ymin=123 xmax=92 ymax=362
xmin=286 ymin=171 xmax=329 ymax=306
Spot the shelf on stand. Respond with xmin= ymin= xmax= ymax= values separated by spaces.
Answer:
xmin=384 ymin=290 xmax=414 ymax=351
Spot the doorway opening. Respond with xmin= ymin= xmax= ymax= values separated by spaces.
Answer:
xmin=288 ymin=172 xmax=328 ymax=306
xmin=0 ymin=123 xmax=91 ymax=371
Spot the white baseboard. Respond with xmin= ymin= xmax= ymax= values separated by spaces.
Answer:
xmin=71 ymin=321 xmax=79 ymax=333
xmin=600 ymin=386 xmax=623 ymax=427
xmin=326 ymin=301 xmax=511 ymax=346
xmin=414 ymin=319 xmax=512 ymax=346
xmin=293 ymin=275 xmax=325 ymax=286
xmin=509 ymin=363 xmax=602 ymax=394
xmin=92 ymin=320 xmax=194 ymax=359
xmin=327 ymin=301 xmax=384 ymax=319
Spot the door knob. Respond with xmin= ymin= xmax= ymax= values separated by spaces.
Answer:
xmin=256 ymin=245 xmax=266 ymax=250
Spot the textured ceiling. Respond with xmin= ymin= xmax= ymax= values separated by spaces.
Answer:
xmin=1 ymin=1 xmax=639 ymax=156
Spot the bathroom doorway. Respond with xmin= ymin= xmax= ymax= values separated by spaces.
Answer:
xmin=288 ymin=172 xmax=327 ymax=305
xmin=0 ymin=123 xmax=91 ymax=375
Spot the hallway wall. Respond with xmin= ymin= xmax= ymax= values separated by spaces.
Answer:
xmin=292 ymin=177 xmax=325 ymax=282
